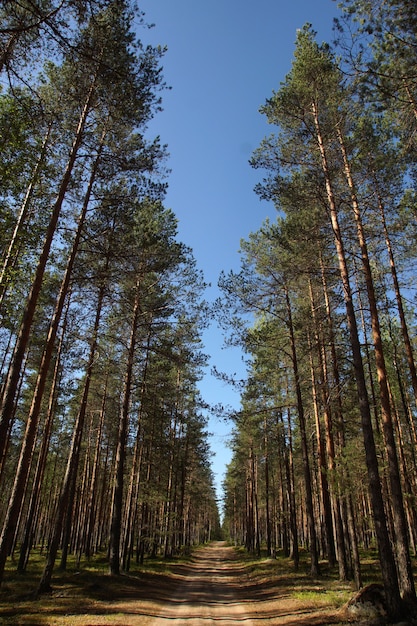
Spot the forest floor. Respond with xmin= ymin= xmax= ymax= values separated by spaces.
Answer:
xmin=0 ymin=540 xmax=407 ymax=625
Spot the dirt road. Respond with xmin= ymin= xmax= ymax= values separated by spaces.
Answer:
xmin=0 ymin=541 xmax=348 ymax=624
xmin=148 ymin=541 xmax=253 ymax=624
xmin=142 ymin=541 xmax=345 ymax=625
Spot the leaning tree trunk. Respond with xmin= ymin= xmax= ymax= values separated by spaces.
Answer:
xmin=0 ymin=348 xmax=28 ymax=485
xmin=0 ymin=76 xmax=97 ymax=468
xmin=0 ymin=123 xmax=53 ymax=310
xmin=338 ymin=128 xmax=416 ymax=608
xmin=312 ymin=102 xmax=402 ymax=618
xmin=17 ymin=301 xmax=69 ymax=573
xmin=0 ymin=82 xmax=97 ymax=586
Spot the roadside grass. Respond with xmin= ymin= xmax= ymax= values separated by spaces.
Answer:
xmin=0 ymin=548 xmax=193 ymax=625
xmin=292 ymin=589 xmax=351 ymax=608
xmin=231 ymin=544 xmax=402 ymax=612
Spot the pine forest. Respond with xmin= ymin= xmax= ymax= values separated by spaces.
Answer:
xmin=1 ymin=0 xmax=417 ymax=622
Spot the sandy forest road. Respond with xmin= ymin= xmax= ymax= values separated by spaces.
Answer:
xmin=138 ymin=541 xmax=345 ymax=626
xmin=147 ymin=540 xmax=254 ymax=624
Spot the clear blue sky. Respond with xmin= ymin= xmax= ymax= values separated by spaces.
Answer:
xmin=138 ymin=0 xmax=339 ymax=507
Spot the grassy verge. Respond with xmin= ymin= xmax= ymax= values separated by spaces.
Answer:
xmin=233 ymin=546 xmax=354 ymax=609
xmin=0 ymin=549 xmax=191 ymax=625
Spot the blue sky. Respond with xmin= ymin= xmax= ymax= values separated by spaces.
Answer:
xmin=138 ymin=0 xmax=339 ymax=506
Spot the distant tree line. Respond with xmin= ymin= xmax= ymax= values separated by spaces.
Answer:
xmin=219 ymin=1 xmax=417 ymax=621
xmin=0 ymin=0 xmax=220 ymax=594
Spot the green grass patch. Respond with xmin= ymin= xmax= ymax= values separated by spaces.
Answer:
xmin=292 ymin=588 xmax=351 ymax=608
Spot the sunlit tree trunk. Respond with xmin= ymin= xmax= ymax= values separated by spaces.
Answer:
xmin=308 ymin=332 xmax=333 ymax=560
xmin=373 ymin=175 xmax=417 ymax=409
xmin=0 ymin=78 xmax=96 ymax=473
xmin=84 ymin=378 xmax=108 ymax=559
xmin=0 ymin=133 xmax=103 ymax=586
xmin=312 ymin=101 xmax=402 ymax=614
xmin=17 ymin=300 xmax=69 ymax=572
xmin=338 ymin=128 xmax=416 ymax=606
xmin=319 ymin=249 xmax=362 ymax=588
xmin=163 ymin=370 xmax=181 ymax=559
xmin=281 ymin=404 xmax=299 ymax=569
xmin=309 ymin=277 xmax=349 ymax=578
xmin=122 ymin=395 xmax=145 ymax=571
xmin=263 ymin=413 xmax=272 ymax=557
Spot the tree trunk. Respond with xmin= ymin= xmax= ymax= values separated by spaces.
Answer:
xmin=0 ymin=78 xmax=96 ymax=472
xmin=109 ymin=273 xmax=142 ymax=575
xmin=5 ymin=135 xmax=102 ymax=557
xmin=338 ymin=128 xmax=416 ymax=607
xmin=282 ymin=405 xmax=299 ymax=568
xmin=0 ymin=123 xmax=52 ymax=310
xmin=312 ymin=102 xmax=402 ymax=617
xmin=285 ymin=285 xmax=320 ymax=576
xmin=163 ymin=372 xmax=180 ymax=559
xmin=319 ymin=249 xmax=362 ymax=588
xmin=84 ymin=380 xmax=108 ymax=559
xmin=17 ymin=302 xmax=68 ymax=572
xmin=309 ymin=277 xmax=349 ymax=578
xmin=0 ymin=123 xmax=53 ymax=309
xmin=0 ymin=84 xmax=98 ymax=586
xmin=374 ymin=177 xmax=417 ymax=410
xmin=308 ymin=330 xmax=336 ymax=567
xmin=37 ymin=279 xmax=105 ymax=593
xmin=263 ymin=415 xmax=272 ymax=557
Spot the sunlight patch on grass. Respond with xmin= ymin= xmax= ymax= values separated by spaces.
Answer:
xmin=292 ymin=588 xmax=350 ymax=608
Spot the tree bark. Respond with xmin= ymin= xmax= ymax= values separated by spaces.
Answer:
xmin=319 ymin=249 xmax=362 ymax=588
xmin=17 ymin=301 xmax=68 ymax=572
xmin=0 ymin=77 xmax=96 ymax=465
xmin=312 ymin=101 xmax=402 ymax=617
xmin=282 ymin=405 xmax=299 ymax=569
xmin=0 ymin=81 xmax=97 ymax=586
xmin=308 ymin=330 xmax=336 ymax=567
xmin=338 ymin=128 xmax=416 ymax=607
xmin=84 ymin=379 xmax=108 ymax=559
xmin=37 ymin=278 xmax=105 ymax=593
xmin=109 ymin=272 xmax=142 ymax=575
xmin=374 ymin=176 xmax=417 ymax=410
xmin=285 ymin=285 xmax=320 ymax=576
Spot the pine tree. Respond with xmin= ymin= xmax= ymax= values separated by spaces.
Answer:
xmin=0 ymin=0 xmax=167 ymax=588
xmin=250 ymin=25 xmax=408 ymax=618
